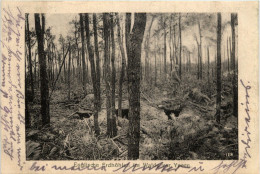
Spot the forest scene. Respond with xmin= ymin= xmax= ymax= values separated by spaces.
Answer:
xmin=25 ymin=13 xmax=238 ymax=160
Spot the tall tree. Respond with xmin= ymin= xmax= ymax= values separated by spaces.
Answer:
xmin=116 ymin=13 xmax=126 ymax=119
xmin=198 ymin=21 xmax=203 ymax=79
xmin=178 ymin=13 xmax=182 ymax=79
xmin=35 ymin=13 xmax=50 ymax=126
xmin=85 ymin=13 xmax=100 ymax=136
xmin=207 ymin=46 xmax=210 ymax=90
xmin=25 ymin=47 xmax=30 ymax=128
xmin=231 ymin=13 xmax=238 ymax=117
xmin=26 ymin=14 xmax=34 ymax=102
xmin=103 ymin=13 xmax=113 ymax=137
xmin=93 ymin=13 xmax=101 ymax=110
xmin=68 ymin=42 xmax=71 ymax=101
xmin=79 ymin=14 xmax=87 ymax=94
xmin=125 ymin=13 xmax=131 ymax=60
xmin=216 ymin=13 xmax=222 ymax=123
xmin=227 ymin=37 xmax=230 ymax=73
xmin=169 ymin=15 xmax=173 ymax=72
xmin=154 ymin=38 xmax=158 ymax=85
xmin=127 ymin=13 xmax=147 ymax=160
xmin=163 ymin=16 xmax=167 ymax=79
xmin=110 ymin=13 xmax=117 ymax=137
xmin=174 ymin=25 xmax=178 ymax=65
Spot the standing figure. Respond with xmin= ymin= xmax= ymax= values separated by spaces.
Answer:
xmin=170 ymin=65 xmax=181 ymax=96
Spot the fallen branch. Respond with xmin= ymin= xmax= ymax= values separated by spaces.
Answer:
xmin=67 ymin=112 xmax=77 ymax=118
xmin=119 ymin=150 xmax=127 ymax=157
xmin=141 ymin=91 xmax=154 ymax=104
xmin=187 ymin=101 xmax=213 ymax=112
xmin=141 ymin=125 xmax=151 ymax=138
xmin=112 ymin=134 xmax=127 ymax=140
xmin=83 ymin=118 xmax=92 ymax=132
xmin=219 ymin=143 xmax=238 ymax=151
xmin=110 ymin=138 xmax=122 ymax=153
xmin=114 ymin=138 xmax=127 ymax=146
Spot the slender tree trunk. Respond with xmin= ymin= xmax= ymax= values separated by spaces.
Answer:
xmin=26 ymin=14 xmax=34 ymax=102
xmin=35 ymin=13 xmax=50 ymax=127
xmin=188 ymin=52 xmax=191 ymax=72
xmin=103 ymin=13 xmax=113 ymax=137
xmin=93 ymin=13 xmax=101 ymax=110
xmin=174 ymin=25 xmax=178 ymax=65
xmin=198 ymin=21 xmax=203 ymax=79
xmin=170 ymin=15 xmax=173 ymax=72
xmin=227 ymin=38 xmax=230 ymax=73
xmin=86 ymin=48 xmax=89 ymax=84
xmin=25 ymin=47 xmax=30 ymax=128
xmin=110 ymin=13 xmax=117 ymax=137
xmin=68 ymin=43 xmax=71 ymax=101
xmin=34 ymin=53 xmax=37 ymax=88
xmin=125 ymin=13 xmax=131 ymax=58
xmin=116 ymin=13 xmax=126 ymax=119
xmin=216 ymin=13 xmax=222 ymax=123
xmin=231 ymin=13 xmax=238 ymax=117
xmin=74 ymin=22 xmax=81 ymax=84
xmin=163 ymin=17 xmax=167 ymax=79
xmin=80 ymin=14 xmax=87 ymax=94
xmin=229 ymin=37 xmax=232 ymax=67
xmin=178 ymin=13 xmax=182 ymax=79
xmin=159 ymin=53 xmax=162 ymax=78
xmin=197 ymin=46 xmax=200 ymax=79
xmin=155 ymin=49 xmax=157 ymax=85
xmin=127 ymin=13 xmax=146 ymax=160
xmin=85 ymin=13 xmax=100 ymax=136
xmin=207 ymin=47 xmax=210 ymax=90
xmin=63 ymin=46 xmax=66 ymax=83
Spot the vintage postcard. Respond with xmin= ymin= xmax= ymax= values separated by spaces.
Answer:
xmin=0 ymin=1 xmax=259 ymax=173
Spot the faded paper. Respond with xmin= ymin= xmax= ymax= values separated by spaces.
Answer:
xmin=0 ymin=1 xmax=259 ymax=174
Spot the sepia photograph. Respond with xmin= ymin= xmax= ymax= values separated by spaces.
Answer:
xmin=25 ymin=12 xmax=238 ymax=161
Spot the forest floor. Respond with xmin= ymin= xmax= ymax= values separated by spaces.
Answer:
xmin=26 ymin=73 xmax=238 ymax=160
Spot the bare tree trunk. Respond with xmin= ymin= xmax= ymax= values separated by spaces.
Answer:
xmin=110 ymin=13 xmax=117 ymax=137
xmin=26 ymin=14 xmax=34 ymax=102
xmin=197 ymin=47 xmax=200 ymax=79
xmin=188 ymin=52 xmax=191 ymax=72
xmin=25 ymin=47 xmax=30 ymax=128
xmin=85 ymin=13 xmax=100 ymax=136
xmin=216 ymin=13 xmax=222 ymax=123
xmin=163 ymin=17 xmax=167 ymax=79
xmin=63 ymin=46 xmax=66 ymax=83
xmin=155 ymin=49 xmax=157 ymax=85
xmin=34 ymin=52 xmax=37 ymax=88
xmin=93 ymin=13 xmax=101 ymax=110
xmin=174 ymin=25 xmax=178 ymax=65
xmin=35 ymin=13 xmax=50 ymax=127
xmin=178 ymin=13 xmax=182 ymax=79
xmin=127 ymin=13 xmax=146 ymax=160
xmin=68 ymin=43 xmax=71 ymax=101
xmin=103 ymin=13 xmax=113 ymax=137
xmin=227 ymin=38 xmax=230 ymax=73
xmin=116 ymin=13 xmax=126 ymax=119
xmin=170 ymin=15 xmax=173 ymax=72
xmin=231 ymin=13 xmax=238 ymax=117
xmin=207 ymin=47 xmax=210 ymax=90
xmin=198 ymin=21 xmax=203 ymax=79
xmin=125 ymin=13 xmax=131 ymax=60
xmin=80 ymin=14 xmax=87 ymax=94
